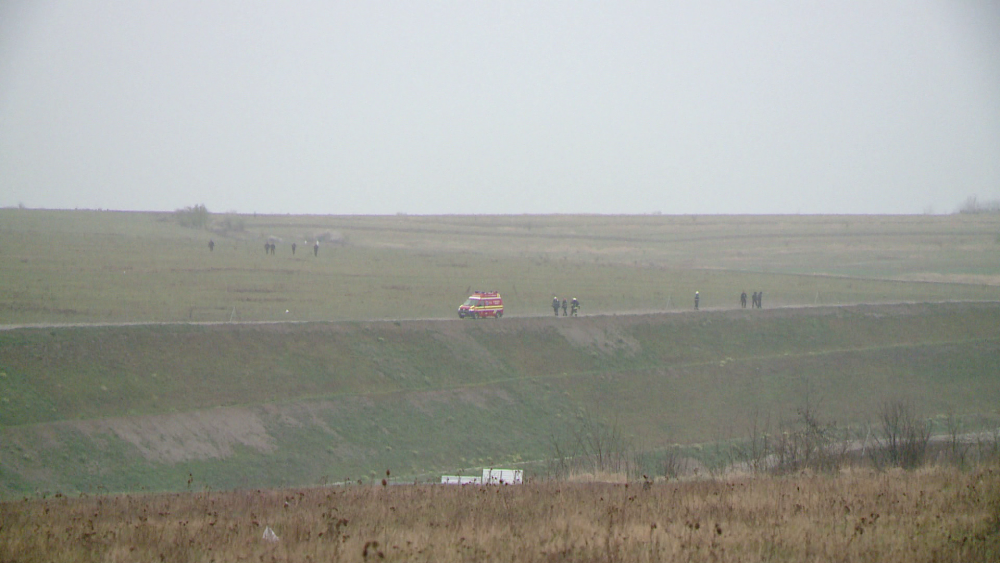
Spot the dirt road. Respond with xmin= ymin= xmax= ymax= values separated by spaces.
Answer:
xmin=2 ymin=299 xmax=997 ymax=332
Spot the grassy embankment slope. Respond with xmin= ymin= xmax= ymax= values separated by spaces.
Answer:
xmin=2 ymin=302 xmax=998 ymax=496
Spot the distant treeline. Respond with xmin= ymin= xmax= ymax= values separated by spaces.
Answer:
xmin=958 ymin=196 xmax=1000 ymax=214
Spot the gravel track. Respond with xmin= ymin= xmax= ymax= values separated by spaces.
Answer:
xmin=2 ymin=300 xmax=997 ymax=332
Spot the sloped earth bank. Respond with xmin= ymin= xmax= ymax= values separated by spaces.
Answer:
xmin=1 ymin=302 xmax=999 ymax=496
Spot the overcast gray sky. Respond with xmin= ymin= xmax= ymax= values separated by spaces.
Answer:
xmin=1 ymin=1 xmax=998 ymax=215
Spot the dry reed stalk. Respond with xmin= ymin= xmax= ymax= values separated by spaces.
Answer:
xmin=1 ymin=466 xmax=997 ymax=562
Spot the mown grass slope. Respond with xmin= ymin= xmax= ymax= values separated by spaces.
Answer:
xmin=2 ymin=302 xmax=998 ymax=496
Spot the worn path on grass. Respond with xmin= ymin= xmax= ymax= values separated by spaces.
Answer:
xmin=2 ymin=299 xmax=998 ymax=331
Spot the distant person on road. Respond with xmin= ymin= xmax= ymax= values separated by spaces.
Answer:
xmin=740 ymin=291 xmax=746 ymax=308
xmin=562 ymin=299 xmax=568 ymax=316
xmin=291 ymin=242 xmax=296 ymax=255
xmin=694 ymin=291 xmax=700 ymax=310
xmin=571 ymin=297 xmax=580 ymax=316
xmin=208 ymin=239 xmax=214 ymax=252
xmin=552 ymin=296 xmax=560 ymax=316
xmin=314 ymin=241 xmax=319 ymax=256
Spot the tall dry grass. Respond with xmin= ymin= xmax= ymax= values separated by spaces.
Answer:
xmin=2 ymin=466 xmax=997 ymax=562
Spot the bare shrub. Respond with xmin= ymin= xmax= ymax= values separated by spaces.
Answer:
xmin=548 ymin=411 xmax=644 ymax=481
xmin=958 ymin=195 xmax=1000 ymax=214
xmin=944 ymin=411 xmax=971 ymax=469
xmin=313 ymin=231 xmax=348 ymax=245
xmin=572 ymin=413 xmax=640 ymax=478
xmin=216 ymin=214 xmax=245 ymax=232
xmin=871 ymin=399 xmax=931 ymax=469
xmin=175 ymin=204 xmax=211 ymax=229
xmin=773 ymin=402 xmax=847 ymax=474
xmin=660 ymin=445 xmax=683 ymax=480
xmin=976 ymin=427 xmax=1000 ymax=466
xmin=732 ymin=407 xmax=772 ymax=474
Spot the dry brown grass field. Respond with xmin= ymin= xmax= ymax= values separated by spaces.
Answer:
xmin=2 ymin=466 xmax=998 ymax=563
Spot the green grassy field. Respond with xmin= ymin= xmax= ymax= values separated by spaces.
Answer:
xmin=2 ymin=302 xmax=998 ymax=496
xmin=2 ymin=209 xmax=998 ymax=324
xmin=1 ymin=209 xmax=999 ymax=496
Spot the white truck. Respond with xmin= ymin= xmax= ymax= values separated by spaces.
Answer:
xmin=441 ymin=468 xmax=523 ymax=485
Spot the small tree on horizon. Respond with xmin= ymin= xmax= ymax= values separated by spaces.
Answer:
xmin=175 ymin=204 xmax=211 ymax=229
xmin=958 ymin=195 xmax=1000 ymax=214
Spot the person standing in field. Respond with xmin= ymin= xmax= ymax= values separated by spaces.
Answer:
xmin=740 ymin=291 xmax=747 ymax=308
xmin=208 ymin=239 xmax=214 ymax=252
xmin=314 ymin=241 xmax=319 ymax=256
xmin=552 ymin=296 xmax=560 ymax=316
xmin=562 ymin=299 xmax=568 ymax=316
xmin=694 ymin=291 xmax=700 ymax=310
xmin=571 ymin=297 xmax=580 ymax=316
xmin=757 ymin=291 xmax=763 ymax=309
xmin=291 ymin=242 xmax=296 ymax=255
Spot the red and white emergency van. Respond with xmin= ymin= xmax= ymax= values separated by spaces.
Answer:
xmin=458 ymin=291 xmax=504 ymax=319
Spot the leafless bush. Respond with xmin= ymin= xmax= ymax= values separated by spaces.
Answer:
xmin=975 ymin=427 xmax=1000 ymax=465
xmin=312 ymin=231 xmax=348 ymax=245
xmin=545 ymin=433 xmax=573 ymax=480
xmin=572 ymin=413 xmax=640 ymax=478
xmin=732 ymin=408 xmax=772 ymax=473
xmin=660 ymin=445 xmax=683 ymax=480
xmin=943 ymin=411 xmax=971 ymax=469
xmin=957 ymin=195 xmax=1000 ymax=214
xmin=175 ymin=204 xmax=211 ymax=229
xmin=216 ymin=214 xmax=245 ymax=232
xmin=870 ymin=399 xmax=931 ymax=470
xmin=773 ymin=403 xmax=848 ymax=474
xmin=547 ymin=411 xmax=644 ymax=480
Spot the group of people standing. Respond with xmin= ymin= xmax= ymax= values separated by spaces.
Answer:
xmin=207 ymin=239 xmax=322 ymax=256
xmin=208 ymin=240 xmax=319 ymax=256
xmin=739 ymin=291 xmax=763 ymax=309
xmin=266 ymin=241 xmax=319 ymax=256
xmin=697 ymin=290 xmax=765 ymax=310
xmin=552 ymin=296 xmax=581 ymax=317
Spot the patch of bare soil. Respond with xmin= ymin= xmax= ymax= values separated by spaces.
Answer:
xmin=431 ymin=325 xmax=508 ymax=370
xmin=75 ymin=407 xmax=276 ymax=464
xmin=554 ymin=319 xmax=641 ymax=354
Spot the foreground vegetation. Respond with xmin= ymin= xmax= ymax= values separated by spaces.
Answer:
xmin=2 ymin=465 xmax=998 ymax=562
